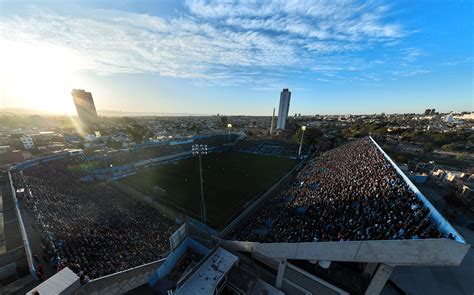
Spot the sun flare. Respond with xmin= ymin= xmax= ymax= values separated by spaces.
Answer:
xmin=0 ymin=40 xmax=81 ymax=114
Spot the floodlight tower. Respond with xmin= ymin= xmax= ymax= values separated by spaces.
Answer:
xmin=227 ymin=123 xmax=232 ymax=143
xmin=192 ymin=144 xmax=208 ymax=225
xmin=298 ymin=126 xmax=306 ymax=159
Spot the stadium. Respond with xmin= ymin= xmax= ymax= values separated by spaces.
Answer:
xmin=0 ymin=134 xmax=469 ymax=294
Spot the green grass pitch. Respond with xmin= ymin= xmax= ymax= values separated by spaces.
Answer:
xmin=121 ymin=151 xmax=296 ymax=228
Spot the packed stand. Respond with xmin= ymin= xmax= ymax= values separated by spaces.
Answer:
xmin=12 ymin=156 xmax=177 ymax=280
xmin=232 ymin=139 xmax=308 ymax=158
xmin=105 ymin=143 xmax=193 ymax=166
xmin=229 ymin=137 xmax=446 ymax=243
xmin=194 ymin=133 xmax=240 ymax=146
xmin=102 ymin=134 xmax=240 ymax=167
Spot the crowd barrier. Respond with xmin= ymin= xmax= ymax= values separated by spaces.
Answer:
xmin=74 ymin=258 xmax=167 ymax=295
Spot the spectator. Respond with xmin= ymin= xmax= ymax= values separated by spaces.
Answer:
xmin=229 ymin=137 xmax=444 ymax=243
xmin=12 ymin=156 xmax=177 ymax=279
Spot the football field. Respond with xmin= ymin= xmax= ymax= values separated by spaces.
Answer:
xmin=121 ymin=151 xmax=296 ymax=228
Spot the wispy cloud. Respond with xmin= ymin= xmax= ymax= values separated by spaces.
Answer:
xmin=440 ymin=57 xmax=473 ymax=66
xmin=0 ymin=1 xmax=417 ymax=85
xmin=400 ymin=47 xmax=424 ymax=63
xmin=392 ymin=69 xmax=431 ymax=77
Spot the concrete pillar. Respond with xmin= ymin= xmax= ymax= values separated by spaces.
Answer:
xmin=275 ymin=259 xmax=287 ymax=289
xmin=362 ymin=263 xmax=378 ymax=278
xmin=365 ymin=264 xmax=394 ymax=295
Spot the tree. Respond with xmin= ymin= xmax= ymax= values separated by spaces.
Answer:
xmin=455 ymin=153 xmax=468 ymax=160
xmin=441 ymin=143 xmax=455 ymax=152
xmin=124 ymin=124 xmax=149 ymax=143
xmin=220 ymin=116 xmax=228 ymax=127
xmin=293 ymin=127 xmax=323 ymax=147
xmin=106 ymin=140 xmax=123 ymax=149
xmin=422 ymin=142 xmax=434 ymax=154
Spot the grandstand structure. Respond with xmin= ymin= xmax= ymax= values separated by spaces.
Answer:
xmin=2 ymin=133 xmax=310 ymax=294
xmin=91 ymin=133 xmax=245 ymax=176
xmin=218 ymin=136 xmax=469 ymax=294
xmin=233 ymin=139 xmax=310 ymax=159
xmin=2 ymin=134 xmax=468 ymax=294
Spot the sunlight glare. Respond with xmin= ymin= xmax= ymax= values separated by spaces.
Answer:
xmin=0 ymin=40 xmax=82 ymax=114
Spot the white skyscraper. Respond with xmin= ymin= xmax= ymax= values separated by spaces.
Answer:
xmin=277 ymin=88 xmax=291 ymax=130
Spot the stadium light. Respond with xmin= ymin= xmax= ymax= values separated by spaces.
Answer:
xmin=227 ymin=123 xmax=232 ymax=143
xmin=298 ymin=126 xmax=306 ymax=159
xmin=192 ymin=144 xmax=208 ymax=225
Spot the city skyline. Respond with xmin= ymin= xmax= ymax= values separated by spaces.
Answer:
xmin=0 ymin=0 xmax=472 ymax=116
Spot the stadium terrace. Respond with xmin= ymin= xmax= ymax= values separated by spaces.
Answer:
xmin=11 ymin=159 xmax=177 ymax=281
xmin=3 ymin=134 xmax=468 ymax=294
xmin=7 ymin=133 xmax=308 ymax=283
xmin=227 ymin=137 xmax=461 ymax=243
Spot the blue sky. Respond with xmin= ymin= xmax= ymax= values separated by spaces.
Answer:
xmin=0 ymin=0 xmax=472 ymax=115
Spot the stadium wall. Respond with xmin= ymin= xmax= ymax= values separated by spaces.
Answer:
xmin=219 ymin=238 xmax=469 ymax=266
xmin=148 ymin=237 xmax=210 ymax=287
xmin=369 ymin=136 xmax=465 ymax=243
xmin=11 ymin=150 xmax=85 ymax=171
xmin=12 ymin=153 xmax=66 ymax=171
xmin=0 ymin=246 xmax=28 ymax=277
xmin=186 ymin=216 xmax=219 ymax=237
xmin=73 ymin=258 xmax=166 ymax=295
xmin=7 ymin=171 xmax=37 ymax=280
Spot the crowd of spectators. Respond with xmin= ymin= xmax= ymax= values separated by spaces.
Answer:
xmin=229 ymin=137 xmax=446 ymax=243
xmin=194 ymin=133 xmax=239 ymax=146
xmin=232 ymin=139 xmax=308 ymax=158
xmin=105 ymin=143 xmax=192 ymax=166
xmin=12 ymin=156 xmax=177 ymax=280
xmin=102 ymin=133 xmax=240 ymax=167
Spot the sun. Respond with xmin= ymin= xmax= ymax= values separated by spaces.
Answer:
xmin=0 ymin=39 xmax=81 ymax=114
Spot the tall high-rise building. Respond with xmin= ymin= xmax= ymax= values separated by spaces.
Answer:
xmin=424 ymin=108 xmax=436 ymax=115
xmin=72 ymin=89 xmax=98 ymax=128
xmin=270 ymin=107 xmax=275 ymax=134
xmin=277 ymin=88 xmax=291 ymax=130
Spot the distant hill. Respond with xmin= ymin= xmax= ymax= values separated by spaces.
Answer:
xmin=0 ymin=108 xmax=209 ymax=117
xmin=97 ymin=109 xmax=210 ymax=117
xmin=0 ymin=108 xmax=55 ymax=115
